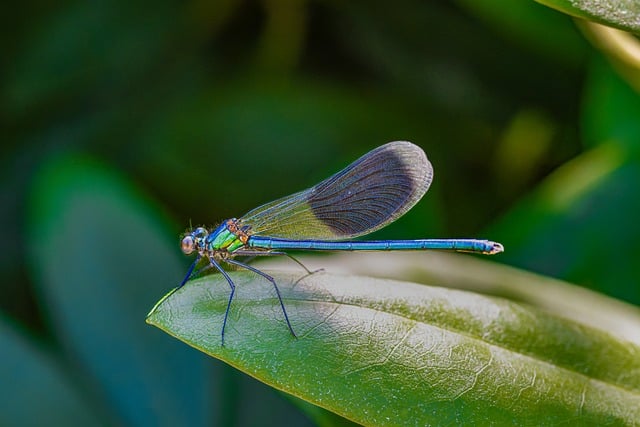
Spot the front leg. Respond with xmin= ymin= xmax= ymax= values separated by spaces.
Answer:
xmin=178 ymin=255 xmax=201 ymax=288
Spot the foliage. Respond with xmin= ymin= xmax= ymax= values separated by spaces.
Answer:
xmin=148 ymin=271 xmax=640 ymax=425
xmin=2 ymin=0 xmax=640 ymax=425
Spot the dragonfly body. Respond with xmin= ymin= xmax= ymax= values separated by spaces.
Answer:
xmin=182 ymin=218 xmax=502 ymax=258
xmin=178 ymin=141 xmax=504 ymax=345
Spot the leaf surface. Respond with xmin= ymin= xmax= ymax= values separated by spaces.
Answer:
xmin=148 ymin=270 xmax=640 ymax=426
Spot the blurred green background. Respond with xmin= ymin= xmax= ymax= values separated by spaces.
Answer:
xmin=2 ymin=0 xmax=640 ymax=425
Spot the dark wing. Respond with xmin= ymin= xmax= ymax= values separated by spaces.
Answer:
xmin=238 ymin=141 xmax=433 ymax=240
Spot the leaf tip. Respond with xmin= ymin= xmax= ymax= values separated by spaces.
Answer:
xmin=146 ymin=287 xmax=178 ymax=322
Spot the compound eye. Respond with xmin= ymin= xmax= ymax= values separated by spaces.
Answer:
xmin=193 ymin=227 xmax=208 ymax=239
xmin=181 ymin=235 xmax=195 ymax=255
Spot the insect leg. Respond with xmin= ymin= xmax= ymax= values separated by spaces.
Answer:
xmin=178 ymin=255 xmax=201 ymax=288
xmin=224 ymin=258 xmax=297 ymax=338
xmin=208 ymin=257 xmax=236 ymax=346
xmin=233 ymin=250 xmax=322 ymax=275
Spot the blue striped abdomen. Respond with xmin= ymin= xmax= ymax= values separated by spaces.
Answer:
xmin=248 ymin=237 xmax=502 ymax=255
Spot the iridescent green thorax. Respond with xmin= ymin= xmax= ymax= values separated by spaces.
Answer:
xmin=207 ymin=219 xmax=249 ymax=254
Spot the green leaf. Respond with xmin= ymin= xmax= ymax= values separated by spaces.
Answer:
xmin=281 ymin=252 xmax=640 ymax=346
xmin=147 ymin=270 xmax=640 ymax=425
xmin=27 ymin=154 xmax=218 ymax=426
xmin=582 ymin=57 xmax=640 ymax=152
xmin=0 ymin=315 xmax=102 ymax=426
xmin=534 ymin=0 xmax=640 ymax=34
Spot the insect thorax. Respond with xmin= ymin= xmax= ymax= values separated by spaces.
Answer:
xmin=205 ymin=219 xmax=249 ymax=255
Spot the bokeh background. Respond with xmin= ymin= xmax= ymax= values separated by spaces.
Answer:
xmin=2 ymin=0 xmax=640 ymax=425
